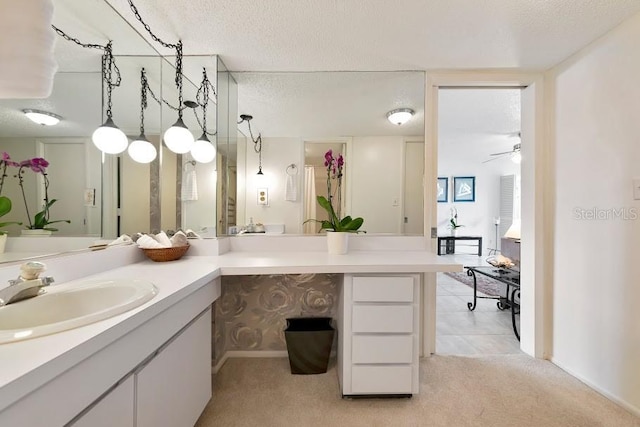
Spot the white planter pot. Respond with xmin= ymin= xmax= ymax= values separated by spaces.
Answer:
xmin=327 ymin=231 xmax=349 ymax=255
xmin=0 ymin=234 xmax=6 ymax=254
xmin=21 ymin=229 xmax=52 ymax=237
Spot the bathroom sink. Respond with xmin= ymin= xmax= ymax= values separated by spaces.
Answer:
xmin=0 ymin=279 xmax=158 ymax=344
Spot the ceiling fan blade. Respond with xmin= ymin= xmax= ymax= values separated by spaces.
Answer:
xmin=489 ymin=150 xmax=512 ymax=156
xmin=482 ymin=156 xmax=504 ymax=164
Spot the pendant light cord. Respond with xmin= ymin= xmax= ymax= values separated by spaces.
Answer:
xmin=51 ymin=25 xmax=121 ymax=121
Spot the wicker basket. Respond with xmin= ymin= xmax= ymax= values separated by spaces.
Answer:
xmin=141 ymin=244 xmax=190 ymax=262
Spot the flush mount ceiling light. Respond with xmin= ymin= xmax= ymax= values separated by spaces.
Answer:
xmin=386 ymin=108 xmax=414 ymax=126
xmin=22 ymin=109 xmax=61 ymax=126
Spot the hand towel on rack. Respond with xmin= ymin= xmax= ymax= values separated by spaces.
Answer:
xmin=181 ymin=165 xmax=198 ymax=201
xmin=285 ymin=174 xmax=297 ymax=201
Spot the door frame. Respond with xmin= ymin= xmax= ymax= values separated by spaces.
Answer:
xmin=423 ymin=71 xmax=551 ymax=359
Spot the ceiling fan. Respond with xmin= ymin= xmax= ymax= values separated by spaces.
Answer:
xmin=483 ymin=132 xmax=522 ymax=164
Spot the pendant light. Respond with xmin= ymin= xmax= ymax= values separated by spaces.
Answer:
xmin=190 ymin=68 xmax=216 ymax=164
xmin=238 ymin=114 xmax=263 ymax=175
xmin=92 ymin=42 xmax=128 ymax=154
xmin=51 ymin=28 xmax=128 ymax=154
xmin=128 ymin=68 xmax=157 ymax=163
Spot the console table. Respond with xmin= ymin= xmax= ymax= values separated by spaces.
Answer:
xmin=464 ymin=266 xmax=521 ymax=341
xmin=437 ymin=236 xmax=483 ymax=256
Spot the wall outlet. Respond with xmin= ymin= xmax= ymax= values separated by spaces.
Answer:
xmin=257 ymin=188 xmax=269 ymax=205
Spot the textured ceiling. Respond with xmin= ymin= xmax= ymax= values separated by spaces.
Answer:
xmin=104 ymin=0 xmax=640 ymax=71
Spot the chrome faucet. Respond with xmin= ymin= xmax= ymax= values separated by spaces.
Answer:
xmin=0 ymin=261 xmax=54 ymax=306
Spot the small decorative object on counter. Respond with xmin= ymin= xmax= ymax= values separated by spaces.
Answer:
xmin=137 ymin=230 xmax=190 ymax=262
xmin=303 ymin=149 xmax=364 ymax=254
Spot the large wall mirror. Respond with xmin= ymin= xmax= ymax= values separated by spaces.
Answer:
xmin=233 ymin=71 xmax=425 ymax=235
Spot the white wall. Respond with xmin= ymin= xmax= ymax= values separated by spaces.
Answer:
xmin=550 ymin=12 xmax=640 ymax=414
xmin=244 ymin=137 xmax=303 ymax=234
xmin=437 ymin=144 xmax=519 ymax=253
xmin=351 ymin=136 xmax=404 ymax=234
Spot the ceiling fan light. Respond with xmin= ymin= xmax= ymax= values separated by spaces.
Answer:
xmin=128 ymin=134 xmax=157 ymax=163
xmin=164 ymin=117 xmax=194 ymax=154
xmin=511 ymin=151 xmax=522 ymax=164
xmin=190 ymin=134 xmax=216 ymax=164
xmin=387 ymin=108 xmax=414 ymax=126
xmin=23 ymin=109 xmax=61 ymax=126
xmin=92 ymin=117 xmax=128 ymax=154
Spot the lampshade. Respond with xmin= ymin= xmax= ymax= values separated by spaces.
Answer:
xmin=504 ymin=219 xmax=521 ymax=240
xmin=0 ymin=0 xmax=57 ymax=99
xmin=92 ymin=118 xmax=128 ymax=154
xmin=190 ymin=134 xmax=216 ymax=164
xmin=511 ymin=151 xmax=522 ymax=164
xmin=387 ymin=108 xmax=414 ymax=126
xmin=23 ymin=109 xmax=61 ymax=126
xmin=128 ymin=135 xmax=157 ymax=163
xmin=164 ymin=117 xmax=194 ymax=154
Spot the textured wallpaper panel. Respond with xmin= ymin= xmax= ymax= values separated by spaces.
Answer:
xmin=214 ymin=274 xmax=340 ymax=364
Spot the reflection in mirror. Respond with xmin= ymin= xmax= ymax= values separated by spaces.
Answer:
xmin=233 ymin=71 xmax=425 ymax=235
xmin=303 ymin=142 xmax=346 ymax=234
xmin=0 ymin=0 xmax=161 ymax=262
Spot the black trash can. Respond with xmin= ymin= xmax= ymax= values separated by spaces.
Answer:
xmin=284 ymin=317 xmax=334 ymax=374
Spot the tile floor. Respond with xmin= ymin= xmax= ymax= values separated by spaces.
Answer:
xmin=436 ymin=255 xmax=521 ymax=355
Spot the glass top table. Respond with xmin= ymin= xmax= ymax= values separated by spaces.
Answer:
xmin=464 ymin=266 xmax=521 ymax=341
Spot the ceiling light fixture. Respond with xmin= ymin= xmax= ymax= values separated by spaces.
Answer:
xmin=386 ymin=108 xmax=414 ymax=126
xmin=127 ymin=0 xmax=194 ymax=154
xmin=190 ymin=68 xmax=217 ymax=164
xmin=52 ymin=28 xmax=128 ymax=154
xmin=238 ymin=114 xmax=263 ymax=175
xmin=128 ymin=68 xmax=157 ymax=164
xmin=22 ymin=109 xmax=61 ymax=126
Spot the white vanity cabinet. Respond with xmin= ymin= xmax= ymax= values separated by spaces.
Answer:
xmin=0 ymin=278 xmax=220 ymax=427
xmin=338 ymin=274 xmax=420 ymax=396
xmin=71 ymin=376 xmax=135 ymax=427
xmin=136 ymin=308 xmax=212 ymax=427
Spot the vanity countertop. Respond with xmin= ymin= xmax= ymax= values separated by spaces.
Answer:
xmin=0 ymin=247 xmax=461 ymax=414
xmin=216 ymin=250 xmax=461 ymax=275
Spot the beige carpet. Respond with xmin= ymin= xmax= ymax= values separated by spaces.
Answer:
xmin=195 ymin=356 xmax=639 ymax=427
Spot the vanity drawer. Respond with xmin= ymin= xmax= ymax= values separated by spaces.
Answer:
xmin=352 ymin=305 xmax=413 ymax=333
xmin=352 ymin=335 xmax=413 ymax=364
xmin=352 ymin=276 xmax=414 ymax=302
xmin=351 ymin=365 xmax=413 ymax=394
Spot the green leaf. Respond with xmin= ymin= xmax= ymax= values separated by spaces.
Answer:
xmin=0 ymin=196 xmax=11 ymax=218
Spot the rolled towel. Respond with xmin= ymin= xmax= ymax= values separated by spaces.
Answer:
xmin=154 ymin=231 xmax=172 ymax=247
xmin=170 ymin=231 xmax=188 ymax=247
xmin=107 ymin=234 xmax=133 ymax=247
xmin=136 ymin=234 xmax=167 ymax=249
xmin=185 ymin=229 xmax=202 ymax=239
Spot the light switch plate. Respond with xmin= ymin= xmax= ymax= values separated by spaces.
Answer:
xmin=634 ymin=178 xmax=640 ymax=200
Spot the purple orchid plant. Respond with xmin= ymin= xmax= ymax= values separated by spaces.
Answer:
xmin=304 ymin=149 xmax=363 ymax=233
xmin=0 ymin=152 xmax=22 ymax=235
xmin=16 ymin=156 xmax=70 ymax=231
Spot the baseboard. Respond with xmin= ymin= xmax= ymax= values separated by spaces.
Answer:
xmin=212 ymin=351 xmax=289 ymax=374
xmin=550 ymin=357 xmax=640 ymax=417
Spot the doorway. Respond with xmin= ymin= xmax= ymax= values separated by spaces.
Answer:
xmin=424 ymin=73 xmax=546 ymax=358
xmin=434 ymin=88 xmax=522 ymax=355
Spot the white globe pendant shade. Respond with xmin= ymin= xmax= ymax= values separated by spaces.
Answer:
xmin=164 ymin=117 xmax=194 ymax=154
xmin=511 ymin=151 xmax=522 ymax=164
xmin=190 ymin=134 xmax=216 ymax=164
xmin=128 ymin=135 xmax=157 ymax=164
xmin=386 ymin=108 xmax=414 ymax=126
xmin=92 ymin=118 xmax=128 ymax=154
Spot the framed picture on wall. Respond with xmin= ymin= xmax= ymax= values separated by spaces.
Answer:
xmin=437 ymin=177 xmax=448 ymax=203
xmin=453 ymin=176 xmax=475 ymax=202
